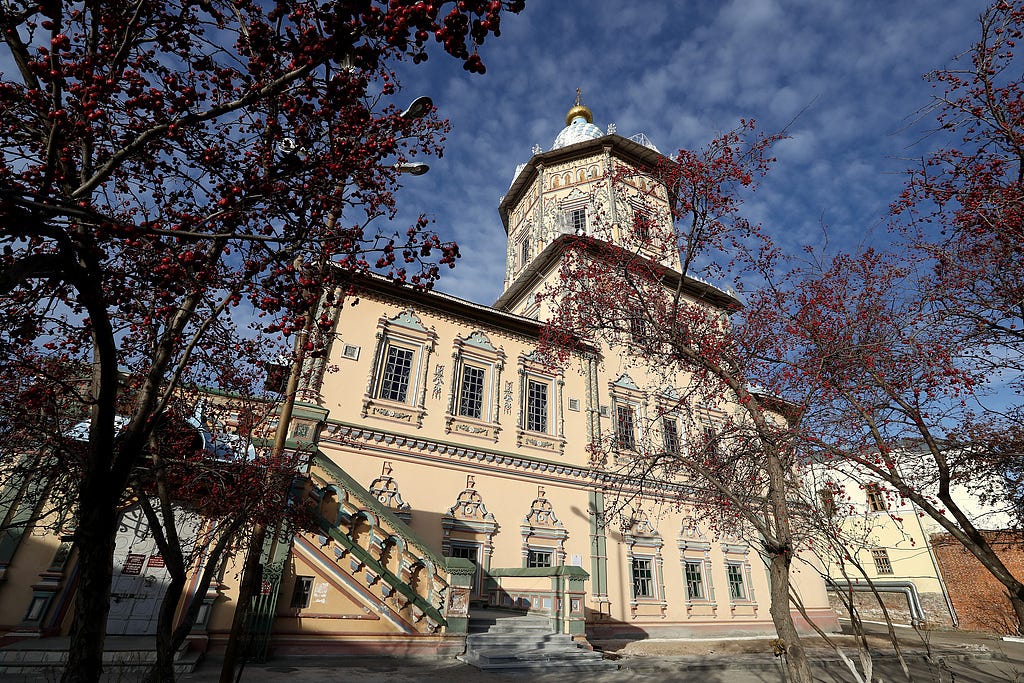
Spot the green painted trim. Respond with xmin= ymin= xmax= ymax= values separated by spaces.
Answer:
xmin=589 ymin=490 xmax=608 ymax=600
xmin=319 ymin=518 xmax=447 ymax=627
xmin=445 ymin=557 xmax=477 ymax=578
xmin=312 ymin=451 xmax=450 ymax=571
xmin=488 ymin=566 xmax=589 ymax=578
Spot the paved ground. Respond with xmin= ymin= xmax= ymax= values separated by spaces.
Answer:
xmin=6 ymin=623 xmax=1024 ymax=681
xmin=176 ymin=625 xmax=1024 ymax=683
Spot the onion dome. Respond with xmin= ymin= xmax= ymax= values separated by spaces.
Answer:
xmin=552 ymin=88 xmax=603 ymax=150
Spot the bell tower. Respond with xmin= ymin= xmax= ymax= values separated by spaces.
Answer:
xmin=494 ymin=92 xmax=680 ymax=318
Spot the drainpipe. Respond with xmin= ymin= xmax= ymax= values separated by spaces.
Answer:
xmin=827 ymin=579 xmax=927 ymax=626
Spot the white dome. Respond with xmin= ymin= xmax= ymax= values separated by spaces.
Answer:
xmin=552 ymin=115 xmax=603 ymax=150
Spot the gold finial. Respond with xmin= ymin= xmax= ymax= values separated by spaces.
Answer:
xmin=565 ymin=87 xmax=593 ymax=126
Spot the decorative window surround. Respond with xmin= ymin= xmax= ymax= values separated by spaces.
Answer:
xmin=622 ymin=509 xmax=667 ymax=618
xmin=559 ymin=189 xmax=592 ymax=236
xmin=445 ymin=331 xmax=506 ymax=443
xmin=520 ymin=486 xmax=568 ymax=568
xmin=362 ymin=310 xmax=437 ymax=428
xmin=442 ymin=476 xmax=499 ymax=598
xmin=609 ymin=373 xmax=645 ymax=462
xmin=719 ymin=530 xmax=757 ymax=616
xmin=678 ymin=520 xmax=717 ymax=617
xmin=368 ymin=461 xmax=412 ymax=524
xmin=516 ymin=352 xmax=567 ymax=455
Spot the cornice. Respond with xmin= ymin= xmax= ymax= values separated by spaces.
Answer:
xmin=321 ymin=419 xmax=701 ymax=501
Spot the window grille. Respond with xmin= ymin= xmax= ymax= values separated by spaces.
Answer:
xmin=526 ymin=379 xmax=548 ymax=432
xmin=527 ymin=549 xmax=553 ymax=568
xmin=616 ymin=404 xmax=636 ymax=450
xmin=684 ymin=561 xmax=705 ymax=600
xmin=569 ymin=208 xmax=586 ymax=234
xmin=726 ymin=564 xmax=746 ymax=600
xmin=663 ymin=418 xmax=681 ymax=455
xmin=632 ymin=558 xmax=654 ymax=598
xmin=872 ymin=548 xmax=894 ymax=575
xmin=457 ymin=365 xmax=486 ymax=419
xmin=379 ymin=346 xmax=414 ymax=402
xmin=633 ymin=209 xmax=650 ymax=242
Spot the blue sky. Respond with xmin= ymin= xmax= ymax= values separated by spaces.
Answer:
xmin=392 ymin=0 xmax=993 ymax=305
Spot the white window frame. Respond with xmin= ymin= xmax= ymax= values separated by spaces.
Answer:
xmin=378 ymin=343 xmax=417 ymax=403
xmin=362 ymin=310 xmax=436 ymax=427
xmin=446 ymin=331 xmax=505 ymax=441
xmin=631 ymin=556 xmax=655 ymax=599
xmin=516 ymin=353 xmax=566 ymax=454
xmin=615 ymin=402 xmax=637 ymax=450
xmin=872 ymin=548 xmax=894 ymax=575
xmin=526 ymin=548 xmax=554 ymax=568
xmin=662 ymin=415 xmax=682 ymax=455
xmin=684 ymin=560 xmax=705 ymax=601
xmin=726 ymin=562 xmax=746 ymax=601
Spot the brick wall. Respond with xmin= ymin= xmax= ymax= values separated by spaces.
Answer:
xmin=931 ymin=531 xmax=1024 ymax=634
xmin=827 ymin=589 xmax=953 ymax=628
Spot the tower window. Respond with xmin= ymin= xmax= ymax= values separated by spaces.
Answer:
xmin=520 ymin=238 xmax=530 ymax=267
xmin=633 ymin=209 xmax=651 ymax=242
xmin=569 ymin=208 xmax=586 ymax=234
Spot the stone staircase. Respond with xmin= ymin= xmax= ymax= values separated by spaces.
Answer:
xmin=305 ymin=453 xmax=457 ymax=635
xmin=459 ymin=609 xmax=613 ymax=672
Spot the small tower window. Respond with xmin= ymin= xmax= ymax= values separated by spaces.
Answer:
xmin=633 ymin=209 xmax=651 ymax=242
xmin=569 ymin=208 xmax=586 ymax=234
xmin=520 ymin=239 xmax=530 ymax=267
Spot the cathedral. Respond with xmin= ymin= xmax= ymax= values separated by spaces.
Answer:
xmin=0 ymin=98 xmax=837 ymax=660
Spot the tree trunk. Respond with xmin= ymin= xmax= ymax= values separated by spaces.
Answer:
xmin=218 ymin=523 xmax=266 ymax=683
xmin=143 ymin=571 xmax=185 ymax=683
xmin=767 ymin=550 xmax=814 ymax=683
xmin=61 ymin=487 xmax=117 ymax=683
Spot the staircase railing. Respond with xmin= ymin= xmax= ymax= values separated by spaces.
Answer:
xmin=484 ymin=566 xmax=590 ymax=635
xmin=305 ymin=451 xmax=474 ymax=634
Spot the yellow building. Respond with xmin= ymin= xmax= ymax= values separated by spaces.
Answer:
xmin=809 ymin=457 xmax=1010 ymax=630
xmin=0 ymin=100 xmax=838 ymax=663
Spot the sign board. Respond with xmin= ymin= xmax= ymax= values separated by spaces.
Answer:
xmin=122 ymin=553 xmax=146 ymax=575
xmin=147 ymin=555 xmax=165 ymax=569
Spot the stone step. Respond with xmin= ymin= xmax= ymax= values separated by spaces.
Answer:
xmin=459 ymin=648 xmax=612 ymax=672
xmin=466 ymin=632 xmax=573 ymax=647
xmin=469 ymin=622 xmax=553 ymax=634
xmin=462 ymin=608 xmax=614 ymax=672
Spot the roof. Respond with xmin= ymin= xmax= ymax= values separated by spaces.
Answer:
xmin=492 ymin=234 xmax=742 ymax=313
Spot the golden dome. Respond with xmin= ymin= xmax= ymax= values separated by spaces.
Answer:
xmin=565 ymin=88 xmax=593 ymax=125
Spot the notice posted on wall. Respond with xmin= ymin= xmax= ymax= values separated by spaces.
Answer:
xmin=122 ymin=553 xmax=146 ymax=575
